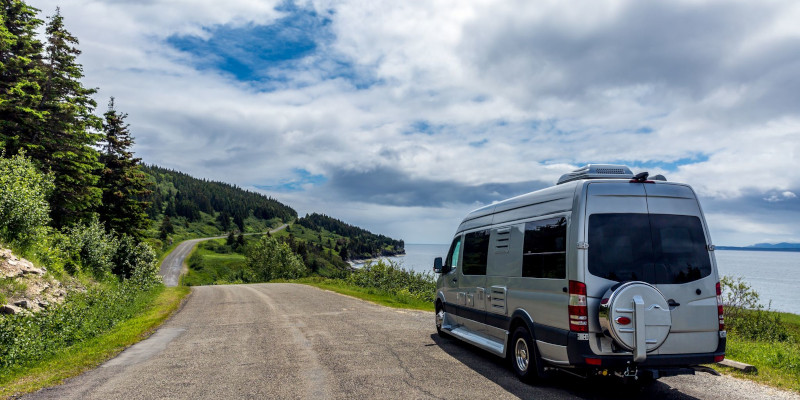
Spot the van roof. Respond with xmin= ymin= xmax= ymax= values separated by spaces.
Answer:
xmin=456 ymin=176 xmax=690 ymax=234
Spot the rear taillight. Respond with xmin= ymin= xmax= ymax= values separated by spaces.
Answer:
xmin=569 ymin=280 xmax=588 ymax=332
xmin=716 ymin=282 xmax=725 ymax=331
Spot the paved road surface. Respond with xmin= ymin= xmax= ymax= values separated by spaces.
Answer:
xmin=24 ymin=283 xmax=799 ymax=400
xmin=158 ymin=225 xmax=287 ymax=287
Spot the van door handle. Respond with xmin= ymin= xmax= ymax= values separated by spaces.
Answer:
xmin=668 ymin=299 xmax=680 ymax=307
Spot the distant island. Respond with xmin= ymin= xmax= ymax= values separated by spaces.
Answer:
xmin=717 ymin=242 xmax=800 ymax=252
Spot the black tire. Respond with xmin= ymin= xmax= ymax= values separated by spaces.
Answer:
xmin=509 ymin=326 xmax=544 ymax=382
xmin=435 ymin=302 xmax=449 ymax=338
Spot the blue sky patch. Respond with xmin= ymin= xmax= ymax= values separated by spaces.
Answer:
xmin=469 ymin=138 xmax=488 ymax=147
xmin=404 ymin=120 xmax=442 ymax=135
xmin=166 ymin=1 xmax=377 ymax=88
xmin=609 ymin=154 xmax=711 ymax=172
xmin=256 ymin=168 xmax=328 ymax=192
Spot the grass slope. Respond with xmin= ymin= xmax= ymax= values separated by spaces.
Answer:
xmin=714 ymin=311 xmax=800 ymax=393
xmin=0 ymin=286 xmax=190 ymax=399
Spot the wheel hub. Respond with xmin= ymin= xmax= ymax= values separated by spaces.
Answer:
xmin=515 ymin=338 xmax=529 ymax=372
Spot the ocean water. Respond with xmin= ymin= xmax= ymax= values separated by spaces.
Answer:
xmin=366 ymin=245 xmax=800 ymax=315
xmin=715 ymin=250 xmax=800 ymax=315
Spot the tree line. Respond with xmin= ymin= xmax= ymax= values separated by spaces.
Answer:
xmin=1 ymin=2 xmax=149 ymax=237
xmin=143 ymin=165 xmax=297 ymax=233
xmin=296 ymin=213 xmax=404 ymax=260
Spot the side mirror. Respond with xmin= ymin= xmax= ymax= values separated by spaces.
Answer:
xmin=433 ymin=257 xmax=443 ymax=274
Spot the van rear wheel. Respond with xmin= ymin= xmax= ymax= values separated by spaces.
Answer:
xmin=510 ymin=326 xmax=543 ymax=382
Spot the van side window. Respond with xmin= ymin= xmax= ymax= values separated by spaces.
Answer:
xmin=462 ymin=230 xmax=490 ymax=275
xmin=445 ymin=236 xmax=462 ymax=270
xmin=522 ymin=217 xmax=567 ymax=278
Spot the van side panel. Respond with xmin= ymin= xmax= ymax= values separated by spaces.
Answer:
xmin=487 ymin=225 xmax=524 ymax=278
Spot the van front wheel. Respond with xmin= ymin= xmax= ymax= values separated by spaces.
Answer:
xmin=435 ymin=303 xmax=449 ymax=338
xmin=510 ymin=326 xmax=543 ymax=382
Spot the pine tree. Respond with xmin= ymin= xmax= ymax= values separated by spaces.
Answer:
xmin=98 ymin=97 xmax=151 ymax=237
xmin=38 ymin=9 xmax=103 ymax=226
xmin=159 ymin=215 xmax=173 ymax=240
xmin=0 ymin=0 xmax=45 ymax=153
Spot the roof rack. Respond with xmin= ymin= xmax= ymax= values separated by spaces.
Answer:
xmin=557 ymin=164 xmax=634 ymax=185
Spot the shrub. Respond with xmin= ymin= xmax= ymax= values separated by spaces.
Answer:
xmin=246 ymin=236 xmax=308 ymax=281
xmin=721 ymin=275 xmax=792 ymax=342
xmin=347 ymin=260 xmax=436 ymax=302
xmin=0 ymin=153 xmax=54 ymax=247
xmin=0 ymin=281 xmax=162 ymax=372
xmin=113 ymin=235 xmax=161 ymax=289
xmin=64 ymin=217 xmax=118 ymax=278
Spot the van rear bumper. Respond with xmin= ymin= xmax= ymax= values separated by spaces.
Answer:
xmin=565 ymin=332 xmax=727 ymax=369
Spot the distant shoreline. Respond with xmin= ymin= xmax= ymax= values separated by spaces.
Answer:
xmin=717 ymin=247 xmax=800 ymax=252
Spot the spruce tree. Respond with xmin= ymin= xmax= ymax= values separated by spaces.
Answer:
xmin=0 ymin=0 xmax=45 ymax=153
xmin=98 ymin=97 xmax=151 ymax=237
xmin=38 ymin=8 xmax=103 ymax=226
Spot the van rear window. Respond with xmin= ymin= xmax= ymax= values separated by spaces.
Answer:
xmin=588 ymin=214 xmax=712 ymax=284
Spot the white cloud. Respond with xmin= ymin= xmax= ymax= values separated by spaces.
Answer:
xmin=27 ymin=0 xmax=800 ymax=244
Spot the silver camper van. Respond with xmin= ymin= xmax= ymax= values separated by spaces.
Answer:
xmin=433 ymin=165 xmax=726 ymax=383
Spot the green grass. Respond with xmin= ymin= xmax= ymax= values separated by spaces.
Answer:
xmin=709 ymin=310 xmax=800 ymax=394
xmin=182 ymin=239 xmax=248 ymax=286
xmin=284 ymin=277 xmax=434 ymax=311
xmin=717 ymin=335 xmax=800 ymax=393
xmin=0 ymin=285 xmax=190 ymax=399
xmin=146 ymin=211 xmax=285 ymax=259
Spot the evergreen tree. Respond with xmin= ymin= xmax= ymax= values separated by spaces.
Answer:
xmin=158 ymin=215 xmax=173 ymax=240
xmin=233 ymin=213 xmax=244 ymax=232
xmin=98 ymin=97 xmax=151 ymax=237
xmin=0 ymin=0 xmax=45 ymax=153
xmin=226 ymin=231 xmax=235 ymax=246
xmin=38 ymin=9 xmax=103 ymax=226
xmin=236 ymin=232 xmax=245 ymax=248
xmin=217 ymin=211 xmax=231 ymax=231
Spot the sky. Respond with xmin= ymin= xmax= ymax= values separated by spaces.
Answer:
xmin=31 ymin=0 xmax=800 ymax=246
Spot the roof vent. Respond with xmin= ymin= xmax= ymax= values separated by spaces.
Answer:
xmin=557 ymin=164 xmax=634 ymax=185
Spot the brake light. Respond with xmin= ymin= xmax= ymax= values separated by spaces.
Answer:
xmin=716 ymin=282 xmax=725 ymax=331
xmin=714 ymin=354 xmax=725 ymax=363
xmin=569 ymin=280 xmax=588 ymax=332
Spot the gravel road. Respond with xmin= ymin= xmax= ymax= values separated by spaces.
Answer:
xmin=158 ymin=224 xmax=287 ymax=287
xmin=24 ymin=283 xmax=799 ymax=400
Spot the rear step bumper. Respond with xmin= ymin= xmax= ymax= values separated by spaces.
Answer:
xmin=565 ymin=332 xmax=727 ymax=369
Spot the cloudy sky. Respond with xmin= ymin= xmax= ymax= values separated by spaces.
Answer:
xmin=32 ymin=0 xmax=800 ymax=245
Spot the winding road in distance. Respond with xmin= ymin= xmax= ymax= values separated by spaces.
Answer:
xmin=159 ymin=224 xmax=288 ymax=287
xmin=23 ymin=226 xmax=799 ymax=399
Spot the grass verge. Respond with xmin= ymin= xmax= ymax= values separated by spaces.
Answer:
xmin=0 ymin=285 xmax=191 ymax=399
xmin=285 ymin=277 xmax=434 ymax=312
xmin=714 ymin=333 xmax=800 ymax=393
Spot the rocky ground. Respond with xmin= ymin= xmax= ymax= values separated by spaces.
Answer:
xmin=0 ymin=248 xmax=72 ymax=315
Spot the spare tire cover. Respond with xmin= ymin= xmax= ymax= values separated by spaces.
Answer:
xmin=599 ymin=281 xmax=671 ymax=352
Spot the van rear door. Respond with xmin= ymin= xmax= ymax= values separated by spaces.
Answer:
xmin=644 ymin=183 xmax=719 ymax=355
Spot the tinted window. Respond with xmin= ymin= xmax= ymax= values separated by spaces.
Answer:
xmin=523 ymin=217 xmax=567 ymax=278
xmin=588 ymin=214 xmax=711 ymax=284
xmin=463 ymin=230 xmax=490 ymax=275
xmin=445 ymin=236 xmax=462 ymax=269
